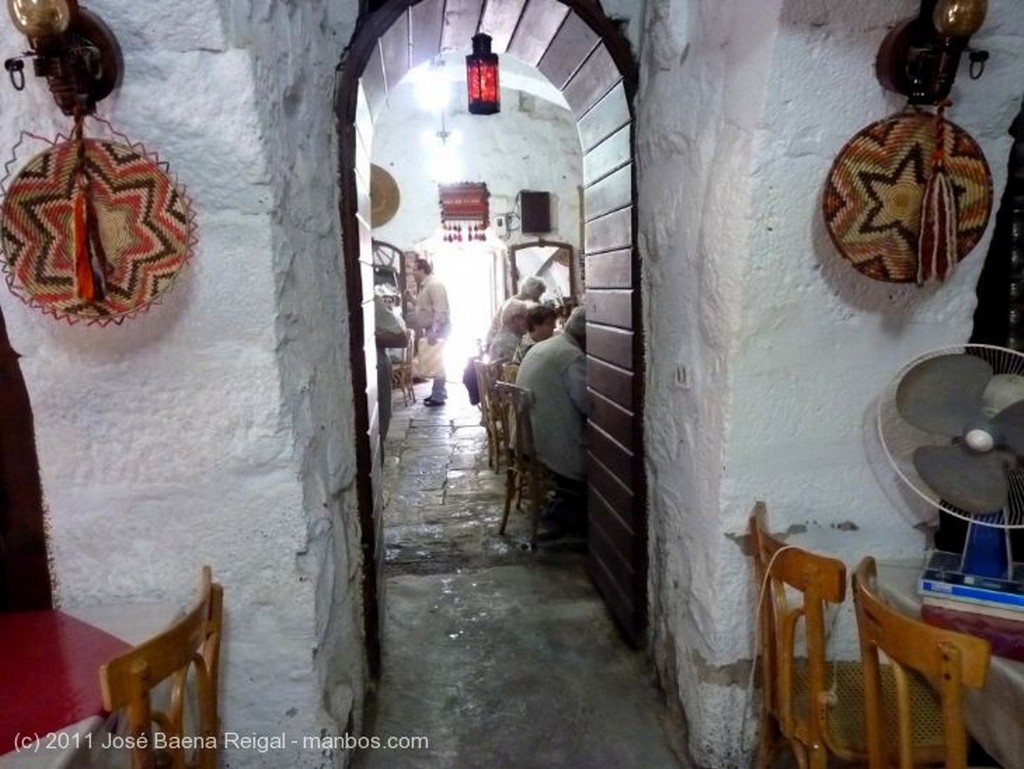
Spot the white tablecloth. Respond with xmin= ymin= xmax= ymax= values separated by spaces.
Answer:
xmin=877 ymin=560 xmax=1024 ymax=769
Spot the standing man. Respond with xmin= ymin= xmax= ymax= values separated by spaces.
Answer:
xmin=408 ymin=258 xmax=450 ymax=407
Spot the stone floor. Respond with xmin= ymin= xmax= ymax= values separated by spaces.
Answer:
xmin=352 ymin=383 xmax=688 ymax=769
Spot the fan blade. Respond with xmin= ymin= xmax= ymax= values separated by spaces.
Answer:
xmin=993 ymin=399 xmax=1024 ymax=456
xmin=896 ymin=354 xmax=992 ymax=436
xmin=913 ymin=444 xmax=1009 ymax=514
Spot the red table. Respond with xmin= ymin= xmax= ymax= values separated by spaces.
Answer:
xmin=0 ymin=610 xmax=130 ymax=754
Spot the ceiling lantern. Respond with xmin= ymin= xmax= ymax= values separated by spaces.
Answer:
xmin=465 ymin=33 xmax=499 ymax=115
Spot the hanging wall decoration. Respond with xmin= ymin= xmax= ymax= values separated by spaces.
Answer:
xmin=0 ymin=118 xmax=197 ymax=324
xmin=822 ymin=108 xmax=992 ymax=285
xmin=439 ymin=182 xmax=488 ymax=241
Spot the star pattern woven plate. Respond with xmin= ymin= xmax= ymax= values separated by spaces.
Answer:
xmin=1 ymin=137 xmax=195 ymax=324
xmin=823 ymin=112 xmax=992 ymax=283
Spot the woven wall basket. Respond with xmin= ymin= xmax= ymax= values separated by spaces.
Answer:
xmin=0 ymin=135 xmax=196 ymax=325
xmin=822 ymin=112 xmax=992 ymax=283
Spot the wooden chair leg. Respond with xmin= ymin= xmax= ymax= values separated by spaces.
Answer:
xmin=527 ymin=468 xmax=541 ymax=548
xmin=499 ymin=464 xmax=516 ymax=535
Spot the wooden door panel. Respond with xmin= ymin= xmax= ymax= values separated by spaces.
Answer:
xmin=588 ymin=357 xmax=633 ymax=410
xmin=563 ymin=44 xmax=619 ymax=118
xmin=586 ymin=290 xmax=633 ymax=329
xmin=588 ymin=389 xmax=633 ymax=450
xmin=361 ymin=45 xmax=388 ymax=122
xmin=577 ymin=85 xmax=630 ymax=153
xmin=537 ymin=12 xmax=598 ymax=90
xmin=379 ymin=15 xmax=410 ymax=90
xmin=441 ymin=0 xmax=485 ymax=52
xmin=584 ymin=125 xmax=630 ymax=186
xmin=586 ymin=323 xmax=632 ymax=368
xmin=585 ymin=163 xmax=631 ymax=221
xmin=589 ymin=456 xmax=635 ymax=528
xmin=584 ymin=207 xmax=632 ymax=254
xmin=410 ymin=0 xmax=444 ymax=68
xmin=480 ymin=0 xmax=527 ymax=52
xmin=588 ymin=422 xmax=634 ymax=489
xmin=507 ymin=0 xmax=570 ymax=66
xmin=586 ymin=249 xmax=631 ymax=289
xmin=590 ymin=509 xmax=636 ymax=593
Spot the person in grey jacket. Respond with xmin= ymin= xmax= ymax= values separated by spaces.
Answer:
xmin=515 ymin=305 xmax=587 ymax=538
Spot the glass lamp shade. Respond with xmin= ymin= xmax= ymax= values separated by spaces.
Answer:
xmin=7 ymin=0 xmax=70 ymax=38
xmin=466 ymin=34 xmax=499 ymax=115
xmin=932 ymin=0 xmax=987 ymax=38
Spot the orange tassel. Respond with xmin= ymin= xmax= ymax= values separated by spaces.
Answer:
xmin=917 ymin=107 xmax=958 ymax=285
xmin=917 ymin=166 xmax=958 ymax=285
xmin=73 ymin=185 xmax=96 ymax=302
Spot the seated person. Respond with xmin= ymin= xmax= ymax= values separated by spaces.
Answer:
xmin=374 ymin=288 xmax=408 ymax=453
xmin=513 ymin=304 xmax=558 ymax=364
xmin=486 ymin=299 xmax=529 ymax=362
xmin=515 ymin=306 xmax=587 ymax=539
xmin=485 ymin=276 xmax=546 ymax=347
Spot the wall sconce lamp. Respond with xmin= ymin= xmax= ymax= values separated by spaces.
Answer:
xmin=466 ymin=33 xmax=499 ymax=115
xmin=876 ymin=0 xmax=988 ymax=105
xmin=4 ymin=0 xmax=123 ymax=115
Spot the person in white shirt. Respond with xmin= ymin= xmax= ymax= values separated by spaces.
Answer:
xmin=406 ymin=258 xmax=450 ymax=406
xmin=487 ymin=299 xmax=529 ymax=362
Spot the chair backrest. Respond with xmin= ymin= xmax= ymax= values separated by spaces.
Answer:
xmin=749 ymin=501 xmax=847 ymax=743
xmin=500 ymin=363 xmax=519 ymax=384
xmin=475 ymin=359 xmax=507 ymax=424
xmin=100 ymin=566 xmax=224 ymax=769
xmin=852 ymin=557 xmax=991 ymax=769
xmin=403 ymin=329 xmax=415 ymax=365
xmin=493 ymin=381 xmax=536 ymax=460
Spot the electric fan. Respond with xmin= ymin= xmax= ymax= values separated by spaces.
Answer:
xmin=878 ymin=344 xmax=1024 ymax=606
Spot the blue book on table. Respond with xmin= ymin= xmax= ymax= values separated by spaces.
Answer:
xmin=919 ymin=577 xmax=1024 ymax=611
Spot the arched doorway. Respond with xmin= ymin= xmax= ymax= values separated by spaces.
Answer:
xmin=335 ymin=0 xmax=645 ymax=675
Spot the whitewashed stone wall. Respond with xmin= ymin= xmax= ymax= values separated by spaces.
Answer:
xmin=639 ymin=0 xmax=1024 ymax=764
xmin=0 ymin=1 xmax=366 ymax=766
xmin=373 ymin=72 xmax=582 ymax=254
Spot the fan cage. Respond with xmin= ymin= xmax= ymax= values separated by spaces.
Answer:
xmin=878 ymin=344 xmax=1024 ymax=530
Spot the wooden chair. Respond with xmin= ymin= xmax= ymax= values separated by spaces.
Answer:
xmin=494 ymin=381 xmax=550 ymax=548
xmin=500 ymin=362 xmax=519 ymax=384
xmin=391 ymin=329 xmax=416 ymax=406
xmin=100 ymin=566 xmax=224 ymax=769
xmin=749 ymin=503 xmax=946 ymax=769
xmin=853 ymin=557 xmax=991 ymax=769
xmin=473 ymin=359 xmax=505 ymax=472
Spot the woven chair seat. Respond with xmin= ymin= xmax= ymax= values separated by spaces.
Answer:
xmin=791 ymin=658 xmax=946 ymax=762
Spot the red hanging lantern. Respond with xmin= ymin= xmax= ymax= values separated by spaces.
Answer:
xmin=466 ymin=33 xmax=499 ymax=115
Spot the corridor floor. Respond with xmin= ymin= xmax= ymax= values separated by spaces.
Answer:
xmin=353 ymin=383 xmax=688 ymax=769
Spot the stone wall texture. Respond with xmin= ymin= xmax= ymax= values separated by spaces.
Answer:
xmin=638 ymin=0 xmax=1024 ymax=764
xmin=0 ymin=1 xmax=366 ymax=766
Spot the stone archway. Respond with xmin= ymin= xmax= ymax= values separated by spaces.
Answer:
xmin=335 ymin=0 xmax=646 ymax=675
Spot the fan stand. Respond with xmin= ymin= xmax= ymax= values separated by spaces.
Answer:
xmin=960 ymin=511 xmax=1013 ymax=580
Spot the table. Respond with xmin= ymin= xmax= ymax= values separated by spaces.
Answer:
xmin=877 ymin=560 xmax=1024 ymax=769
xmin=0 ymin=603 xmax=175 ymax=769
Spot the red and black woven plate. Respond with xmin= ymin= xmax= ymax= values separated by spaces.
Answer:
xmin=823 ymin=112 xmax=992 ymax=283
xmin=1 ymin=136 xmax=196 ymax=324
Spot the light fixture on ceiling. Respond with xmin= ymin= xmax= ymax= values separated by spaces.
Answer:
xmin=876 ymin=0 xmax=988 ymax=105
xmin=465 ymin=33 xmax=499 ymax=115
xmin=4 ymin=0 xmax=123 ymax=115
xmin=421 ymin=110 xmax=462 ymax=184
